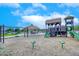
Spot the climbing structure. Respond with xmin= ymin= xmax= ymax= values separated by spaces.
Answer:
xmin=45 ymin=18 xmax=67 ymax=37
xmin=45 ymin=16 xmax=74 ymax=37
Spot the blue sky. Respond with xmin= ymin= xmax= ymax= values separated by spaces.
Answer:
xmin=0 ymin=3 xmax=79 ymax=29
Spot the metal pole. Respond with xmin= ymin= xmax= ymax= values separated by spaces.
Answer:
xmin=27 ymin=27 xmax=28 ymax=37
xmin=72 ymin=19 xmax=74 ymax=38
xmin=0 ymin=25 xmax=1 ymax=42
xmin=65 ymin=20 xmax=67 ymax=37
xmin=60 ymin=23 xmax=61 ymax=37
xmin=3 ymin=25 xmax=4 ymax=43
xmin=24 ymin=29 xmax=26 ymax=37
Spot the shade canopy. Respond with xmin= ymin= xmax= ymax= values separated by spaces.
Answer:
xmin=46 ymin=18 xmax=61 ymax=24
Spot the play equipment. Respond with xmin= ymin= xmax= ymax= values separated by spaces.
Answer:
xmin=31 ymin=41 xmax=36 ymax=49
xmin=60 ymin=40 xmax=65 ymax=48
xmin=45 ymin=16 xmax=74 ymax=37
xmin=44 ymin=31 xmax=50 ymax=38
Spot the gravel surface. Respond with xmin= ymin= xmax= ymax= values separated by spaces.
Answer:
xmin=0 ymin=35 xmax=79 ymax=56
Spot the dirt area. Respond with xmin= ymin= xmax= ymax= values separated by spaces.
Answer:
xmin=0 ymin=35 xmax=79 ymax=56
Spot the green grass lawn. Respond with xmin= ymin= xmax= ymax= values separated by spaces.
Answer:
xmin=1 ymin=34 xmax=16 ymax=36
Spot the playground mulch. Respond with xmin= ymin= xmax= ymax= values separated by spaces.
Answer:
xmin=0 ymin=35 xmax=79 ymax=56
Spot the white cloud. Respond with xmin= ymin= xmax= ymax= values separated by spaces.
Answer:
xmin=11 ymin=9 xmax=22 ymax=16
xmin=11 ymin=6 xmax=37 ymax=16
xmin=32 ymin=3 xmax=47 ymax=10
xmin=74 ymin=18 xmax=79 ymax=25
xmin=50 ymin=12 xmax=66 ymax=25
xmin=50 ymin=12 xmax=66 ymax=18
xmin=59 ymin=3 xmax=79 ymax=8
xmin=11 ymin=3 xmax=47 ymax=16
xmin=64 ymin=9 xmax=71 ymax=15
xmin=23 ymin=8 xmax=36 ymax=15
xmin=9 ymin=3 xmax=78 ymax=29
xmin=17 ymin=12 xmax=79 ymax=29
xmin=21 ymin=12 xmax=68 ymax=29
xmin=0 ymin=3 xmax=20 ymax=8
xmin=11 ymin=7 xmax=36 ymax=16
xmin=21 ymin=15 xmax=52 ymax=29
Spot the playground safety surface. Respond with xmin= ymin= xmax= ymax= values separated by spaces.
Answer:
xmin=0 ymin=35 xmax=79 ymax=56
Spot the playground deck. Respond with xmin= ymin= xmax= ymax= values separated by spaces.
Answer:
xmin=0 ymin=35 xmax=79 ymax=56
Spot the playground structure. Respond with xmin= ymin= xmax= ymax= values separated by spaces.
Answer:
xmin=45 ymin=16 xmax=74 ymax=37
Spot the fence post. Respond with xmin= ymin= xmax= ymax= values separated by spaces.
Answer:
xmin=0 ymin=25 xmax=1 ymax=42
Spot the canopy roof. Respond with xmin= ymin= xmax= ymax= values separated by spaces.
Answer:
xmin=64 ymin=16 xmax=74 ymax=20
xmin=46 ymin=18 xmax=61 ymax=24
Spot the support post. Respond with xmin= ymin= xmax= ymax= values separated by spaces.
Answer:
xmin=0 ymin=25 xmax=1 ymax=42
xmin=27 ymin=27 xmax=28 ymax=37
xmin=24 ymin=29 xmax=26 ymax=37
xmin=72 ymin=20 xmax=74 ymax=38
xmin=55 ymin=23 xmax=57 ymax=36
xmin=60 ymin=23 xmax=61 ymax=37
xmin=65 ymin=20 xmax=67 ymax=37
xmin=3 ymin=25 xmax=4 ymax=43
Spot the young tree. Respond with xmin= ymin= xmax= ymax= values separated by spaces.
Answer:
xmin=6 ymin=28 xmax=13 ymax=33
xmin=14 ymin=28 xmax=21 ymax=34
